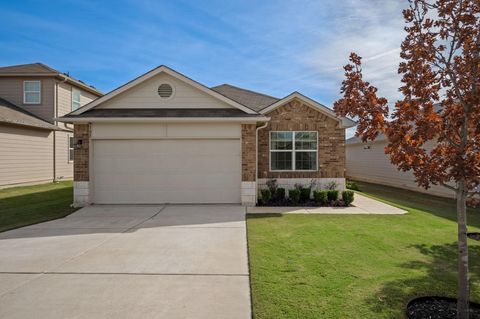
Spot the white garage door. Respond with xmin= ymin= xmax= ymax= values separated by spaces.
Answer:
xmin=92 ymin=139 xmax=241 ymax=204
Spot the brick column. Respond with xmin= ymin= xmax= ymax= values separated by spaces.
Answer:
xmin=73 ymin=124 xmax=90 ymax=207
xmin=241 ymin=124 xmax=257 ymax=206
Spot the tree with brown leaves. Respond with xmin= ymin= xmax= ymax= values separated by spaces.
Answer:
xmin=334 ymin=1 xmax=480 ymax=318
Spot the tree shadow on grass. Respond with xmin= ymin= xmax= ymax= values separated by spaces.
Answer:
xmin=366 ymin=242 xmax=480 ymax=318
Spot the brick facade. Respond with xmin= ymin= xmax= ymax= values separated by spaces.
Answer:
xmin=73 ymin=124 xmax=90 ymax=182
xmin=241 ymin=124 xmax=256 ymax=182
xmin=258 ymin=99 xmax=345 ymax=179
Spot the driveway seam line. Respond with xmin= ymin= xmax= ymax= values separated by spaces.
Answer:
xmin=47 ymin=205 xmax=167 ymax=273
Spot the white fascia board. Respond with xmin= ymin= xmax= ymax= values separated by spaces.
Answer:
xmin=70 ymin=65 xmax=258 ymax=116
xmin=260 ymin=92 xmax=357 ymax=128
xmin=55 ymin=117 xmax=270 ymax=124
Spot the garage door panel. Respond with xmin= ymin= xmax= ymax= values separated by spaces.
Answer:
xmin=92 ymin=139 xmax=241 ymax=204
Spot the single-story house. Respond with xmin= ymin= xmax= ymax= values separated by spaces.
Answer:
xmin=346 ymin=135 xmax=455 ymax=198
xmin=58 ymin=65 xmax=355 ymax=206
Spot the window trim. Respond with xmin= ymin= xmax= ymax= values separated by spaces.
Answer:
xmin=23 ymin=80 xmax=41 ymax=104
xmin=71 ymin=88 xmax=81 ymax=111
xmin=269 ymin=131 xmax=318 ymax=172
xmin=68 ymin=135 xmax=74 ymax=162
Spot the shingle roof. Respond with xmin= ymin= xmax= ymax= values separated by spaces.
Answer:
xmin=0 ymin=63 xmax=58 ymax=75
xmin=0 ymin=63 xmax=102 ymax=96
xmin=61 ymin=108 xmax=263 ymax=118
xmin=0 ymin=97 xmax=63 ymax=131
xmin=211 ymin=84 xmax=279 ymax=112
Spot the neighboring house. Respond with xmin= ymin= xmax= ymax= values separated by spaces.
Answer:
xmin=58 ymin=65 xmax=355 ymax=206
xmin=0 ymin=63 xmax=102 ymax=188
xmin=346 ymin=135 xmax=455 ymax=198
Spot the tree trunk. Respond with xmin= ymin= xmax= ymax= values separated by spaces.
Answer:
xmin=457 ymin=180 xmax=470 ymax=319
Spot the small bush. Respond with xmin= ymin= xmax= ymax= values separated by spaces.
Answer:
xmin=342 ymin=190 xmax=355 ymax=206
xmin=299 ymin=187 xmax=311 ymax=202
xmin=327 ymin=190 xmax=339 ymax=202
xmin=260 ymin=189 xmax=271 ymax=203
xmin=274 ymin=188 xmax=286 ymax=201
xmin=288 ymin=189 xmax=301 ymax=205
xmin=346 ymin=181 xmax=360 ymax=191
xmin=266 ymin=179 xmax=278 ymax=195
xmin=313 ymin=190 xmax=328 ymax=206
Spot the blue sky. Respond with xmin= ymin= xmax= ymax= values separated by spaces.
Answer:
xmin=0 ymin=0 xmax=407 ymax=135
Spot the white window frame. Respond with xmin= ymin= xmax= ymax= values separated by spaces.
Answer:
xmin=23 ymin=80 xmax=41 ymax=104
xmin=71 ymin=88 xmax=81 ymax=111
xmin=68 ymin=135 xmax=74 ymax=162
xmin=269 ymin=131 xmax=318 ymax=172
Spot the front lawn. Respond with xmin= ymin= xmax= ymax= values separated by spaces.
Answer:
xmin=247 ymin=181 xmax=480 ymax=319
xmin=0 ymin=181 xmax=76 ymax=232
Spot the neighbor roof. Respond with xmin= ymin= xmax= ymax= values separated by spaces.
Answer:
xmin=346 ymin=134 xmax=387 ymax=145
xmin=211 ymin=84 xmax=279 ymax=112
xmin=0 ymin=97 xmax=65 ymax=131
xmin=0 ymin=63 xmax=102 ymax=96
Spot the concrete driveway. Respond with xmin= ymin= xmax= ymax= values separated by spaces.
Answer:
xmin=0 ymin=205 xmax=250 ymax=319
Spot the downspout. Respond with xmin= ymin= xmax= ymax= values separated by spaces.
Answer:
xmin=255 ymin=122 xmax=268 ymax=203
xmin=53 ymin=75 xmax=68 ymax=182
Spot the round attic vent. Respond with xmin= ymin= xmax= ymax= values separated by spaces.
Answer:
xmin=157 ymin=83 xmax=173 ymax=98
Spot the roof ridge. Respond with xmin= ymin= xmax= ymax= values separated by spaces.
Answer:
xmin=212 ymin=83 xmax=279 ymax=100
xmin=36 ymin=62 xmax=60 ymax=74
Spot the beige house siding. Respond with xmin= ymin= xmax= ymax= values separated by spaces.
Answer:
xmin=57 ymin=81 xmax=98 ymax=117
xmin=97 ymin=73 xmax=234 ymax=109
xmin=0 ymin=125 xmax=54 ymax=187
xmin=346 ymin=140 xmax=455 ymax=198
xmin=0 ymin=77 xmax=100 ymax=188
xmin=0 ymin=77 xmax=56 ymax=122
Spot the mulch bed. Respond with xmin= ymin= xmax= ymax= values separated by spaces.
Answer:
xmin=406 ymin=296 xmax=480 ymax=319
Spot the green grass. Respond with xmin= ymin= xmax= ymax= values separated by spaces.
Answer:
xmin=0 ymin=181 xmax=76 ymax=232
xmin=247 ymin=181 xmax=480 ymax=319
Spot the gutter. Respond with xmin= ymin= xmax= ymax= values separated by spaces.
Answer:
xmin=54 ymin=116 xmax=271 ymax=123
xmin=53 ymin=75 xmax=68 ymax=182
xmin=255 ymin=122 xmax=269 ymax=203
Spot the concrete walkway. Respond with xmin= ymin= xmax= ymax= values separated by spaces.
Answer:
xmin=0 ymin=205 xmax=250 ymax=319
xmin=247 ymin=193 xmax=406 ymax=214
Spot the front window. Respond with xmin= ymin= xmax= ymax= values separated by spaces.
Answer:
xmin=270 ymin=131 xmax=317 ymax=171
xmin=72 ymin=88 xmax=81 ymax=110
xmin=23 ymin=81 xmax=41 ymax=104
xmin=68 ymin=136 xmax=74 ymax=162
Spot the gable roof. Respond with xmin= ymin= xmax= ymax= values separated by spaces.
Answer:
xmin=71 ymin=65 xmax=259 ymax=116
xmin=0 ymin=63 xmax=102 ymax=96
xmin=211 ymin=84 xmax=279 ymax=112
xmin=0 ymin=97 xmax=64 ymax=131
xmin=260 ymin=92 xmax=356 ymax=128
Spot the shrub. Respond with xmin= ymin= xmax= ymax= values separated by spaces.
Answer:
xmin=325 ymin=181 xmax=338 ymax=190
xmin=313 ymin=190 xmax=328 ymax=206
xmin=274 ymin=188 xmax=286 ymax=201
xmin=342 ymin=190 xmax=355 ymax=206
xmin=266 ymin=179 xmax=278 ymax=195
xmin=299 ymin=187 xmax=311 ymax=202
xmin=288 ymin=189 xmax=301 ymax=205
xmin=346 ymin=181 xmax=360 ymax=191
xmin=260 ymin=189 xmax=271 ymax=204
xmin=327 ymin=190 xmax=339 ymax=202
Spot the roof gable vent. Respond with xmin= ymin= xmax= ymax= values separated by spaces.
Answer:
xmin=158 ymin=83 xmax=174 ymax=99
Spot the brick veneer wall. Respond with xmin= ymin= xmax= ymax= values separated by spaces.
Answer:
xmin=241 ymin=124 xmax=256 ymax=182
xmin=258 ymin=99 xmax=345 ymax=179
xmin=73 ymin=124 xmax=90 ymax=181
